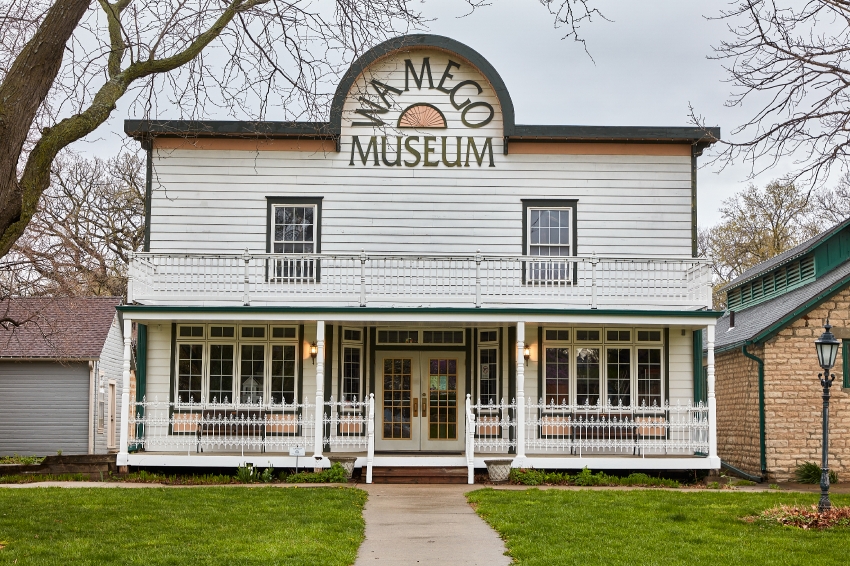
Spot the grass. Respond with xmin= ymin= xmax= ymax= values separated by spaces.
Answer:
xmin=467 ymin=489 xmax=850 ymax=566
xmin=0 ymin=455 xmax=44 ymax=465
xmin=0 ymin=487 xmax=367 ymax=566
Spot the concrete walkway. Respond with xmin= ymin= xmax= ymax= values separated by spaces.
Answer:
xmin=353 ymin=484 xmax=511 ymax=566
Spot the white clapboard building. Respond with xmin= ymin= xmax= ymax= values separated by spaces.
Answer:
xmin=118 ymin=35 xmax=722 ymax=482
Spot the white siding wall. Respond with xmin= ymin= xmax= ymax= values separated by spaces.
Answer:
xmin=147 ymin=49 xmax=692 ymax=257
xmin=668 ymin=327 xmax=695 ymax=405
xmin=95 ymin=314 xmax=125 ymax=453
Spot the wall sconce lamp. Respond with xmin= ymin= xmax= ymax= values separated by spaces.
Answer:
xmin=310 ymin=341 xmax=318 ymax=365
xmin=523 ymin=344 xmax=531 ymax=366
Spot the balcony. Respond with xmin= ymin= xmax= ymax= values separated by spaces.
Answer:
xmin=127 ymin=252 xmax=712 ymax=310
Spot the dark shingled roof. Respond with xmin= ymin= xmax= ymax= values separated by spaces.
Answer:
xmin=724 ymin=216 xmax=850 ymax=291
xmin=715 ymin=260 xmax=850 ymax=352
xmin=0 ymin=297 xmax=122 ymax=359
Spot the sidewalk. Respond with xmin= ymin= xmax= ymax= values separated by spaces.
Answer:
xmin=353 ymin=484 xmax=511 ymax=566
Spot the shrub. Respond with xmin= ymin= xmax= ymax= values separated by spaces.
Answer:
xmin=286 ymin=463 xmax=348 ymax=483
xmin=794 ymin=461 xmax=838 ymax=485
xmin=508 ymin=467 xmax=678 ymax=488
xmin=260 ymin=466 xmax=275 ymax=483
xmin=236 ymin=464 xmax=255 ymax=484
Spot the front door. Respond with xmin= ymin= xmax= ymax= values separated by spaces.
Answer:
xmin=107 ymin=382 xmax=117 ymax=450
xmin=376 ymin=352 xmax=466 ymax=452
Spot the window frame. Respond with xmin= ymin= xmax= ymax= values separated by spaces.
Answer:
xmin=340 ymin=326 xmax=365 ymax=406
xmin=477 ymin=328 xmax=500 ymax=407
xmin=171 ymin=323 xmax=300 ymax=410
xmin=540 ymin=327 xmax=666 ymax=412
xmin=266 ymin=196 xmax=323 ymax=282
xmin=521 ymin=199 xmax=578 ymax=284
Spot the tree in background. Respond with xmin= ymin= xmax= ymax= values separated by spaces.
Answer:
xmin=700 ymin=179 xmax=824 ymax=309
xmin=2 ymin=151 xmax=144 ymax=298
xmin=0 ymin=0 xmax=603 ymax=260
xmin=698 ymin=1 xmax=850 ymax=186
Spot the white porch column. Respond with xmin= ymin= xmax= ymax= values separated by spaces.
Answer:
xmin=117 ymin=317 xmax=132 ymax=468
xmin=516 ymin=322 xmax=526 ymax=460
xmin=313 ymin=321 xmax=325 ymax=460
xmin=706 ymin=324 xmax=718 ymax=466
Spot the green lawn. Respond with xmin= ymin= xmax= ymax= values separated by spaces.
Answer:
xmin=0 ymin=487 xmax=366 ymax=566
xmin=467 ymin=489 xmax=850 ymax=566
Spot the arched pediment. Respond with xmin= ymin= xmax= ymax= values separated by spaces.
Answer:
xmin=330 ymin=35 xmax=515 ymax=138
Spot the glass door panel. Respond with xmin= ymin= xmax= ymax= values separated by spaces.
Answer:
xmin=376 ymin=351 xmax=466 ymax=452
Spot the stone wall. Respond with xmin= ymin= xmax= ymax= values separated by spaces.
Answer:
xmin=715 ymin=345 xmax=763 ymax=477
xmin=761 ymin=286 xmax=850 ymax=481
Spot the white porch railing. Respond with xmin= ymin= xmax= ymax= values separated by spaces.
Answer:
xmin=464 ymin=395 xmax=710 ymax=463
xmin=129 ymin=394 xmax=376 ymax=476
xmin=127 ymin=252 xmax=712 ymax=309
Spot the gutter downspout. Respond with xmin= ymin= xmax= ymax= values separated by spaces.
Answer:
xmin=742 ymin=342 xmax=767 ymax=478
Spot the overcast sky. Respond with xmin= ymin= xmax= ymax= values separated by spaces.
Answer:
xmin=91 ymin=0 xmax=810 ymax=227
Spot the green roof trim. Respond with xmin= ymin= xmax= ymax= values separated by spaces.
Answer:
xmin=717 ymin=271 xmax=850 ymax=353
xmin=727 ymin=255 xmax=816 ymax=311
xmin=117 ymin=305 xmax=723 ymax=318
xmin=725 ymin=216 xmax=850 ymax=294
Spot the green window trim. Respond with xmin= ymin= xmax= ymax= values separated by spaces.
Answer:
xmin=843 ymin=340 xmax=850 ymax=388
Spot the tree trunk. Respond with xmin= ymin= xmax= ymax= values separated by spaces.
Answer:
xmin=0 ymin=0 xmax=92 ymax=258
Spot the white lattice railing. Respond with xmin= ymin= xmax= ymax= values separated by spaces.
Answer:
xmin=525 ymin=400 xmax=710 ymax=456
xmin=467 ymin=397 xmax=517 ymax=453
xmin=322 ymin=395 xmax=372 ymax=451
xmin=464 ymin=396 xmax=710 ymax=458
xmin=130 ymin=395 xmax=376 ymax=478
xmin=129 ymin=397 xmax=317 ymax=456
xmin=128 ymin=252 xmax=712 ymax=309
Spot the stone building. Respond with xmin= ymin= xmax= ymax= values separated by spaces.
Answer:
xmin=714 ymin=218 xmax=850 ymax=481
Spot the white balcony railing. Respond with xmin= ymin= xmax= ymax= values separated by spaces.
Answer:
xmin=128 ymin=252 xmax=712 ymax=309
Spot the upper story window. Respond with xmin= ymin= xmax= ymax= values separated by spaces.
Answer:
xmin=529 ymin=208 xmax=572 ymax=258
xmin=266 ymin=197 xmax=323 ymax=281
xmin=273 ymin=205 xmax=316 ymax=254
xmin=522 ymin=200 xmax=577 ymax=283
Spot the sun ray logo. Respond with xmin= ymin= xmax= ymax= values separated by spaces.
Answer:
xmin=397 ymin=104 xmax=447 ymax=129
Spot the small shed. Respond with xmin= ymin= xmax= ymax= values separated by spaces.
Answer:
xmin=0 ymin=297 xmax=124 ymax=456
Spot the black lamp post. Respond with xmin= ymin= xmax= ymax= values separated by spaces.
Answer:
xmin=814 ymin=320 xmax=840 ymax=513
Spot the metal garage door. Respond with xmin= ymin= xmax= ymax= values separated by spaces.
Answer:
xmin=0 ymin=361 xmax=89 ymax=456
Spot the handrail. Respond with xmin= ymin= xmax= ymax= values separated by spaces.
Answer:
xmin=128 ymin=251 xmax=713 ymax=309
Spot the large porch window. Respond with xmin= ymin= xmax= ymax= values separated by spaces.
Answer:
xmin=541 ymin=327 xmax=665 ymax=409
xmin=174 ymin=324 xmax=300 ymax=407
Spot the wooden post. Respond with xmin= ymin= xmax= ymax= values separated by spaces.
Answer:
xmin=516 ymin=321 xmax=526 ymax=460
xmin=117 ymin=317 xmax=132 ymax=471
xmin=706 ymin=324 xmax=718 ymax=467
xmin=366 ymin=393 xmax=375 ymax=484
xmin=313 ymin=321 xmax=325 ymax=461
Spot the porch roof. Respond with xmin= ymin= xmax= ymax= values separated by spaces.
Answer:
xmin=118 ymin=304 xmax=722 ymax=326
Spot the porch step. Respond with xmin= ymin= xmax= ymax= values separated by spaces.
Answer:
xmin=371 ymin=466 xmax=468 ymax=484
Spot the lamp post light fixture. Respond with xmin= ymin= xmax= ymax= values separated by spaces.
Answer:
xmin=814 ymin=320 xmax=840 ymax=513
